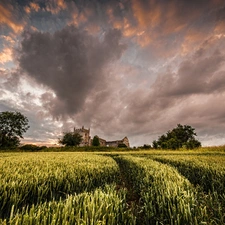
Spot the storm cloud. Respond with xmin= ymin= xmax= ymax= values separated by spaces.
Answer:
xmin=18 ymin=26 xmax=126 ymax=117
xmin=1 ymin=0 xmax=225 ymax=146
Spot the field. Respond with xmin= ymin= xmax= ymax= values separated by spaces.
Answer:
xmin=0 ymin=148 xmax=225 ymax=224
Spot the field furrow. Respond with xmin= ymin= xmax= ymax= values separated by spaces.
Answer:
xmin=0 ymin=185 xmax=135 ymax=225
xmin=0 ymin=153 xmax=120 ymax=220
xmin=0 ymin=150 xmax=224 ymax=224
xmin=151 ymin=155 xmax=225 ymax=194
xmin=113 ymin=155 xmax=225 ymax=224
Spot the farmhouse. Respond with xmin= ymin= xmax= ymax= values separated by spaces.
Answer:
xmin=74 ymin=126 xmax=130 ymax=147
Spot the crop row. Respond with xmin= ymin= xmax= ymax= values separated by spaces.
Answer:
xmin=0 ymin=185 xmax=135 ymax=225
xmin=114 ymin=155 xmax=225 ymax=225
xmin=1 ymin=152 xmax=224 ymax=224
xmin=0 ymin=153 xmax=120 ymax=219
xmin=151 ymin=155 xmax=225 ymax=195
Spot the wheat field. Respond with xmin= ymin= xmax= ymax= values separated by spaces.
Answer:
xmin=0 ymin=148 xmax=224 ymax=224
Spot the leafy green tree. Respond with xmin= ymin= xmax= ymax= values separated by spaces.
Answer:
xmin=0 ymin=111 xmax=29 ymax=148
xmin=166 ymin=137 xmax=180 ymax=150
xmin=152 ymin=140 xmax=158 ymax=149
xmin=59 ymin=132 xmax=82 ymax=147
xmin=153 ymin=124 xmax=201 ymax=150
xmin=186 ymin=139 xmax=201 ymax=149
xmin=92 ymin=135 xmax=100 ymax=146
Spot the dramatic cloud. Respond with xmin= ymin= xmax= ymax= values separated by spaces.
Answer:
xmin=153 ymin=52 xmax=225 ymax=97
xmin=18 ymin=26 xmax=126 ymax=118
xmin=1 ymin=0 xmax=225 ymax=146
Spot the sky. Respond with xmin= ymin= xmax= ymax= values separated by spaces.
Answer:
xmin=1 ymin=0 xmax=225 ymax=147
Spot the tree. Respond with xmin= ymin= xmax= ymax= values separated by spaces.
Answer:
xmin=0 ymin=111 xmax=29 ymax=148
xmin=139 ymin=144 xmax=151 ymax=149
xmin=152 ymin=124 xmax=201 ymax=150
xmin=186 ymin=139 xmax=201 ymax=149
xmin=20 ymin=144 xmax=47 ymax=151
xmin=152 ymin=140 xmax=158 ymax=149
xmin=92 ymin=135 xmax=100 ymax=146
xmin=59 ymin=132 xmax=82 ymax=147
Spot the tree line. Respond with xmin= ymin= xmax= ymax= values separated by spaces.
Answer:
xmin=0 ymin=111 xmax=201 ymax=150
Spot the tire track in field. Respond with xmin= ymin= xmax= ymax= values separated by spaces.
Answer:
xmin=151 ymin=156 xmax=225 ymax=195
xmin=110 ymin=155 xmax=144 ymax=225
xmin=151 ymin=156 xmax=225 ymax=221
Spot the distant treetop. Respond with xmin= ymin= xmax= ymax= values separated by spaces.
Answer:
xmin=152 ymin=124 xmax=201 ymax=150
xmin=0 ymin=111 xmax=30 ymax=148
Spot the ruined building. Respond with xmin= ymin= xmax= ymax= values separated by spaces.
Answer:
xmin=73 ymin=126 xmax=91 ymax=146
xmin=105 ymin=137 xmax=130 ymax=147
xmin=73 ymin=126 xmax=130 ymax=147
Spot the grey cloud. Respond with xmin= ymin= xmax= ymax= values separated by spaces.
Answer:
xmin=94 ymin=36 xmax=225 ymax=145
xmin=22 ymin=110 xmax=61 ymax=145
xmin=3 ymin=0 xmax=225 ymax=147
xmin=0 ymin=69 xmax=21 ymax=93
xmin=152 ymin=49 xmax=225 ymax=97
xmin=216 ymin=5 xmax=225 ymax=22
xmin=171 ymin=94 xmax=225 ymax=138
xmin=0 ymin=102 xmax=16 ymax=112
xmin=209 ymin=71 xmax=225 ymax=91
xmin=18 ymin=25 xmax=126 ymax=118
xmin=3 ymin=71 xmax=21 ymax=91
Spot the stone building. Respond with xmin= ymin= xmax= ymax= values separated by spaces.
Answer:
xmin=98 ymin=137 xmax=106 ymax=146
xmin=106 ymin=137 xmax=130 ymax=147
xmin=74 ymin=126 xmax=130 ymax=148
xmin=74 ymin=126 xmax=91 ymax=146
xmin=96 ymin=136 xmax=130 ymax=148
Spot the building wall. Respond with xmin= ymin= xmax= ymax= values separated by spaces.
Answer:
xmin=99 ymin=138 xmax=106 ymax=146
xmin=74 ymin=126 xmax=91 ymax=146
xmin=73 ymin=127 xmax=130 ymax=148
xmin=122 ymin=137 xmax=130 ymax=147
xmin=105 ymin=137 xmax=130 ymax=147
xmin=106 ymin=141 xmax=118 ymax=147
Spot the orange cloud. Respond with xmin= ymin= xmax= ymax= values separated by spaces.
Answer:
xmin=70 ymin=11 xmax=88 ymax=26
xmin=181 ymin=30 xmax=207 ymax=55
xmin=24 ymin=2 xmax=40 ymax=14
xmin=1 ymin=35 xmax=15 ymax=44
xmin=107 ymin=7 xmax=145 ymax=44
xmin=160 ymin=2 xmax=188 ymax=34
xmin=126 ymin=0 xmax=205 ymax=49
xmin=107 ymin=0 xmax=157 ymax=47
xmin=0 ymin=4 xmax=23 ymax=33
xmin=131 ymin=0 xmax=185 ymax=47
xmin=132 ymin=0 xmax=161 ymax=29
xmin=69 ymin=7 xmax=97 ymax=33
xmin=46 ymin=0 xmax=67 ymax=14
xmin=0 ymin=47 xmax=13 ymax=64
xmin=214 ymin=21 xmax=225 ymax=34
